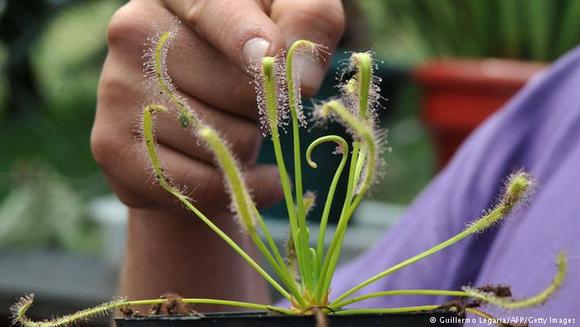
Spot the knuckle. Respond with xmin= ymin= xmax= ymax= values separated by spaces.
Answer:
xmin=90 ymin=127 xmax=118 ymax=170
xmin=185 ymin=0 xmax=209 ymax=27
xmin=94 ymin=138 xmax=158 ymax=209
xmin=187 ymin=0 xmax=246 ymax=52
xmin=107 ymin=4 xmax=145 ymax=47
xmin=98 ymin=74 xmax=129 ymax=106
xmin=231 ymin=79 xmax=258 ymax=112
xmin=226 ymin=121 xmax=262 ymax=163
xmin=116 ymin=193 xmax=148 ymax=209
xmin=90 ymin=113 xmax=131 ymax=174
xmin=295 ymin=1 xmax=346 ymax=37
xmin=244 ymin=172 xmax=264 ymax=201
xmin=189 ymin=168 xmax=226 ymax=204
xmin=245 ymin=169 xmax=278 ymax=207
xmin=110 ymin=183 xmax=154 ymax=209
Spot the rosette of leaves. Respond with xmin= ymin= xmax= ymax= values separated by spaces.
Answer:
xmin=11 ymin=22 xmax=567 ymax=327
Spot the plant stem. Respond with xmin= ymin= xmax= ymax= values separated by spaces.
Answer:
xmin=262 ymin=57 xmax=311 ymax=291
xmin=346 ymin=52 xmax=373 ymax=198
xmin=271 ymin=131 xmax=310 ymax=289
xmin=352 ymin=145 xmax=366 ymax=190
xmin=314 ymin=144 xmax=357 ymax=302
xmin=142 ymin=105 xmax=291 ymax=301
xmin=248 ymin=226 xmax=305 ymax=307
xmin=332 ymin=205 xmax=510 ymax=305
xmin=332 ymin=305 xmax=440 ymax=315
xmin=164 ymin=161 xmax=292 ymax=301
xmin=352 ymin=52 xmax=372 ymax=117
xmin=331 ymin=171 xmax=533 ymax=304
xmin=197 ymin=126 xmax=306 ymax=302
xmin=305 ymin=136 xmax=349 ymax=275
xmin=153 ymin=31 xmax=196 ymax=128
xmin=314 ymin=100 xmax=376 ymax=301
xmin=197 ymin=127 xmax=256 ymax=232
xmin=462 ymin=251 xmax=567 ymax=310
xmin=197 ymin=126 xmax=305 ymax=305
xmin=286 ymin=41 xmax=324 ymax=292
xmin=253 ymin=206 xmax=290 ymax=277
xmin=330 ymin=290 xmax=468 ymax=310
xmin=12 ymin=295 xmax=293 ymax=327
xmin=285 ymin=41 xmax=307 ymax=284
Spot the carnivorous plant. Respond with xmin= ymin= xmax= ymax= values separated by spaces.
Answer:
xmin=11 ymin=22 xmax=567 ymax=327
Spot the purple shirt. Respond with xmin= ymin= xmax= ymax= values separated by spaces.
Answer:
xmin=330 ymin=46 xmax=580 ymax=322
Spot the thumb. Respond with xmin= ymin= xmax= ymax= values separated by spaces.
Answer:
xmin=270 ymin=0 xmax=345 ymax=95
xmin=163 ymin=0 xmax=284 ymax=72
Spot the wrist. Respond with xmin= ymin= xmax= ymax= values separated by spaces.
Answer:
xmin=123 ymin=206 xmax=236 ymax=269
xmin=120 ymin=206 xmax=268 ymax=306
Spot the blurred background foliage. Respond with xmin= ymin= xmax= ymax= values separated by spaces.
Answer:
xmin=0 ymin=163 xmax=100 ymax=251
xmin=0 ymin=0 xmax=119 ymax=252
xmin=359 ymin=0 xmax=580 ymax=64
xmin=0 ymin=0 xmax=578 ymax=251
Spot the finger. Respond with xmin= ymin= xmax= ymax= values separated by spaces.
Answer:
xmin=244 ymin=164 xmax=284 ymax=210
xmin=166 ymin=25 xmax=258 ymax=120
xmin=95 ymin=136 xmax=283 ymax=214
xmin=97 ymin=55 xmax=262 ymax=165
xmin=94 ymin=65 xmax=282 ymax=213
xmin=153 ymin=101 xmax=263 ymax=165
xmin=162 ymin=0 xmax=284 ymax=72
xmin=107 ymin=1 xmax=259 ymax=120
xmin=270 ymin=0 xmax=345 ymax=95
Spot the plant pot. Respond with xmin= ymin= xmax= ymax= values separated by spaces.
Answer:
xmin=414 ymin=59 xmax=546 ymax=169
xmin=116 ymin=311 xmax=461 ymax=327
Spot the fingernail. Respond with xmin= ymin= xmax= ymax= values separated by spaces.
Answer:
xmin=243 ymin=37 xmax=270 ymax=67
xmin=294 ymin=53 xmax=326 ymax=93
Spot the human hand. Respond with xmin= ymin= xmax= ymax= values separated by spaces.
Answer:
xmin=91 ymin=0 xmax=345 ymax=217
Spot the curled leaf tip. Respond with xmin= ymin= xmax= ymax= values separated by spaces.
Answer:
xmin=312 ymin=99 xmax=339 ymax=123
xmin=11 ymin=294 xmax=126 ymax=327
xmin=286 ymin=40 xmax=328 ymax=128
xmin=462 ymin=251 xmax=567 ymax=310
xmin=253 ymin=56 xmax=289 ymax=137
xmin=306 ymin=135 xmax=349 ymax=170
xmin=10 ymin=294 xmax=34 ymax=326
xmin=143 ymin=24 xmax=198 ymax=128
xmin=340 ymin=50 xmax=382 ymax=119
xmin=502 ymin=170 xmax=535 ymax=214
xmin=145 ymin=103 xmax=167 ymax=114
xmin=466 ymin=171 xmax=535 ymax=234
xmin=343 ymin=78 xmax=358 ymax=96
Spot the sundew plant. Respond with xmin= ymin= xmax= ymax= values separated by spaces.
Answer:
xmin=12 ymin=24 xmax=567 ymax=327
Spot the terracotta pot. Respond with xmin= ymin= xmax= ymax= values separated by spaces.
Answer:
xmin=414 ymin=59 xmax=546 ymax=169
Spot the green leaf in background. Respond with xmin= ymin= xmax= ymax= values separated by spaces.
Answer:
xmin=32 ymin=0 xmax=118 ymax=115
xmin=497 ymin=0 xmax=521 ymax=58
xmin=526 ymin=0 xmax=551 ymax=60
xmin=464 ymin=0 xmax=492 ymax=57
xmin=359 ymin=0 xmax=580 ymax=63
xmin=556 ymin=0 xmax=580 ymax=57
xmin=0 ymin=164 xmax=101 ymax=252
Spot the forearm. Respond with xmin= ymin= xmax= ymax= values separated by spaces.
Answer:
xmin=120 ymin=207 xmax=269 ymax=311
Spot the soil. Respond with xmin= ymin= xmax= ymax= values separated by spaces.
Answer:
xmin=120 ymin=294 xmax=203 ymax=318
